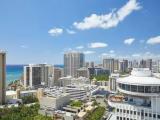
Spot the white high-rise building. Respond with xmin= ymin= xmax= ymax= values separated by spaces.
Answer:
xmin=64 ymin=52 xmax=84 ymax=77
xmin=103 ymin=58 xmax=114 ymax=73
xmin=108 ymin=68 xmax=160 ymax=120
xmin=24 ymin=64 xmax=54 ymax=88
xmin=119 ymin=59 xmax=128 ymax=73
xmin=53 ymin=67 xmax=63 ymax=86
xmin=0 ymin=51 xmax=6 ymax=105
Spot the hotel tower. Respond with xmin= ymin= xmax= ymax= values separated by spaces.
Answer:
xmin=0 ymin=51 xmax=6 ymax=105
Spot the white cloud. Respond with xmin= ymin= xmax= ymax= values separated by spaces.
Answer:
xmin=66 ymin=29 xmax=76 ymax=34
xmin=73 ymin=0 xmax=141 ymax=30
xmin=124 ymin=38 xmax=135 ymax=45
xmin=88 ymin=42 xmax=108 ymax=48
xmin=99 ymin=52 xmax=160 ymax=60
xmin=146 ymin=36 xmax=160 ymax=45
xmin=76 ymin=46 xmax=84 ymax=49
xmin=109 ymin=50 xmax=115 ymax=53
xmin=101 ymin=52 xmax=116 ymax=58
xmin=20 ymin=45 xmax=28 ymax=49
xmin=131 ymin=52 xmax=160 ymax=59
xmin=83 ymin=51 xmax=95 ymax=54
xmin=48 ymin=27 xmax=63 ymax=36
xmin=132 ymin=53 xmax=140 ymax=57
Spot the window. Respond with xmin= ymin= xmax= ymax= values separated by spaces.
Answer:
xmin=126 ymin=85 xmax=130 ymax=91
xmin=138 ymin=86 xmax=144 ymax=93
xmin=141 ymin=111 xmax=144 ymax=116
xmin=123 ymin=110 xmax=126 ymax=113
xmin=145 ymin=86 xmax=151 ymax=93
xmin=151 ymin=86 xmax=158 ymax=93
xmin=122 ymin=84 xmax=125 ymax=89
xmin=145 ymin=113 xmax=148 ymax=117
xmin=131 ymin=85 xmax=137 ymax=92
xmin=153 ymin=114 xmax=156 ymax=118
xmin=149 ymin=113 xmax=152 ymax=117
xmin=157 ymin=115 xmax=160 ymax=119
xmin=134 ymin=111 xmax=136 ymax=115
xmin=120 ymin=109 xmax=122 ymax=113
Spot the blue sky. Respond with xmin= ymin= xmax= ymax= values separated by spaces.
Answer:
xmin=0 ymin=0 xmax=160 ymax=64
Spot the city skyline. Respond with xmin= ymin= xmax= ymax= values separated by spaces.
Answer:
xmin=0 ymin=0 xmax=160 ymax=64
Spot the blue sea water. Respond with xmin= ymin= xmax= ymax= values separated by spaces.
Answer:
xmin=6 ymin=65 xmax=24 ymax=84
xmin=6 ymin=64 xmax=63 ymax=84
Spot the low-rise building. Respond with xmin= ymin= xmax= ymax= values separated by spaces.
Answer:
xmin=39 ymin=93 xmax=70 ymax=110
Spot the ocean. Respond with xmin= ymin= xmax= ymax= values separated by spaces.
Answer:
xmin=6 ymin=65 xmax=24 ymax=84
xmin=6 ymin=64 xmax=63 ymax=84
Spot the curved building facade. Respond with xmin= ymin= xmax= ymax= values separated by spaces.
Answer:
xmin=108 ymin=68 xmax=160 ymax=120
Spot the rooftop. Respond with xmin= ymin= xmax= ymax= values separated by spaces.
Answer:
xmin=117 ymin=68 xmax=160 ymax=85
xmin=117 ymin=76 xmax=160 ymax=85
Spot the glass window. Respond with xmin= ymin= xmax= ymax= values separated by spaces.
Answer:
xmin=145 ymin=86 xmax=151 ymax=93
xmin=122 ymin=84 xmax=125 ymax=89
xmin=138 ymin=86 xmax=144 ymax=93
xmin=141 ymin=110 xmax=144 ymax=116
xmin=151 ymin=86 xmax=158 ymax=93
xmin=149 ymin=113 xmax=152 ymax=117
xmin=126 ymin=85 xmax=130 ymax=91
xmin=153 ymin=114 xmax=156 ymax=118
xmin=117 ymin=109 xmax=119 ymax=112
xmin=131 ymin=85 xmax=137 ymax=92
xmin=123 ymin=110 xmax=126 ymax=113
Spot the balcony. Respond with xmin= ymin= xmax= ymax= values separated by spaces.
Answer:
xmin=108 ymin=94 xmax=151 ymax=108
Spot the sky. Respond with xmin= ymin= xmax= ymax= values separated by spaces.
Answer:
xmin=0 ymin=0 xmax=160 ymax=64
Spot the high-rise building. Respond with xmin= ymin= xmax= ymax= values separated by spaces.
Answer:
xmin=85 ymin=61 xmax=94 ymax=68
xmin=132 ymin=60 xmax=139 ymax=68
xmin=24 ymin=64 xmax=53 ymax=88
xmin=139 ymin=59 xmax=152 ymax=70
xmin=146 ymin=59 xmax=152 ymax=70
xmin=114 ymin=59 xmax=119 ymax=72
xmin=0 ymin=51 xmax=6 ymax=105
xmin=103 ymin=58 xmax=114 ymax=73
xmin=139 ymin=59 xmax=147 ymax=68
xmin=119 ymin=60 xmax=128 ymax=73
xmin=152 ymin=60 xmax=160 ymax=73
xmin=64 ymin=52 xmax=84 ymax=77
xmin=53 ymin=67 xmax=63 ymax=86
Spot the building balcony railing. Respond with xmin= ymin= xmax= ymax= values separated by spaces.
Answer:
xmin=108 ymin=94 xmax=151 ymax=108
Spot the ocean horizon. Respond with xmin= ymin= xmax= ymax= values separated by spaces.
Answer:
xmin=6 ymin=64 xmax=64 ymax=84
